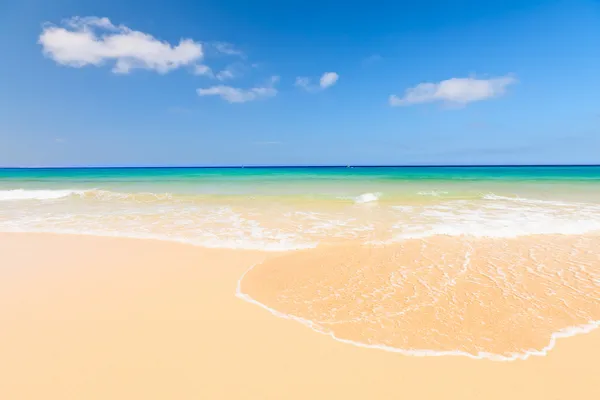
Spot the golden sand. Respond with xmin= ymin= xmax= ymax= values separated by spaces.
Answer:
xmin=1 ymin=233 xmax=600 ymax=399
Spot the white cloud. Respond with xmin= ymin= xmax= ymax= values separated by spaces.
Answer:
xmin=214 ymin=60 xmax=259 ymax=81
xmin=39 ymin=16 xmax=203 ymax=74
xmin=197 ymin=76 xmax=279 ymax=103
xmin=216 ymin=69 xmax=235 ymax=81
xmin=295 ymin=72 xmax=339 ymax=92
xmin=213 ymin=42 xmax=245 ymax=58
xmin=197 ymin=60 xmax=249 ymax=81
xmin=193 ymin=64 xmax=213 ymax=77
xmin=215 ymin=63 xmax=245 ymax=81
xmin=195 ymin=62 xmax=247 ymax=81
xmin=320 ymin=72 xmax=339 ymax=88
xmin=390 ymin=76 xmax=517 ymax=107
xmin=294 ymin=77 xmax=314 ymax=92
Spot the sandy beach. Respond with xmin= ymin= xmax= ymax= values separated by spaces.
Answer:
xmin=6 ymin=0 xmax=600 ymax=396
xmin=1 ymin=232 xmax=599 ymax=399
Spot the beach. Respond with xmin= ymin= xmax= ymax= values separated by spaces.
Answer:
xmin=1 ymin=166 xmax=599 ymax=398
xmin=1 ymin=232 xmax=599 ymax=399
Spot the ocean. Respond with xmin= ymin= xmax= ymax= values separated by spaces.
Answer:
xmin=2 ymin=166 xmax=599 ymax=359
xmin=2 ymin=166 xmax=600 ymax=250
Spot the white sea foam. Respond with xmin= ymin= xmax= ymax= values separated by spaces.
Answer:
xmin=417 ymin=190 xmax=448 ymax=197
xmin=0 ymin=189 xmax=176 ymax=203
xmin=353 ymin=192 xmax=381 ymax=203
xmin=482 ymin=193 xmax=575 ymax=207
xmin=382 ymin=195 xmax=600 ymax=241
xmin=0 ymin=189 xmax=88 ymax=201
xmin=2 ymin=188 xmax=600 ymax=249
xmin=84 ymin=190 xmax=174 ymax=202
xmin=236 ymin=263 xmax=600 ymax=361
xmin=0 ymin=200 xmax=321 ymax=251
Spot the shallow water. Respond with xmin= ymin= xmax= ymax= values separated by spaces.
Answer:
xmin=239 ymin=235 xmax=600 ymax=360
xmin=2 ymin=166 xmax=600 ymax=249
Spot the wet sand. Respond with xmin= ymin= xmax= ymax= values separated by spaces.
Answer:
xmin=241 ymin=235 xmax=600 ymax=360
xmin=1 ymin=233 xmax=599 ymax=399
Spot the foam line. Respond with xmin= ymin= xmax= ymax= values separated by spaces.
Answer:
xmin=0 ymin=189 xmax=87 ymax=201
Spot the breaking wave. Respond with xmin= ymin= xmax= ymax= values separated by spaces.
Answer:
xmin=0 ymin=189 xmax=87 ymax=201
xmin=0 ymin=189 xmax=173 ymax=202
xmin=353 ymin=192 xmax=381 ymax=203
xmin=2 ymin=189 xmax=600 ymax=249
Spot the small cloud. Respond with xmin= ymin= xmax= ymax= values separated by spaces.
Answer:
xmin=294 ymin=76 xmax=314 ymax=92
xmin=216 ymin=69 xmax=235 ymax=81
xmin=197 ymin=76 xmax=279 ymax=103
xmin=193 ymin=64 xmax=214 ymax=77
xmin=212 ymin=42 xmax=245 ymax=58
xmin=196 ymin=61 xmax=252 ymax=81
xmin=390 ymin=75 xmax=517 ymax=107
xmin=39 ymin=16 xmax=203 ymax=74
xmin=320 ymin=72 xmax=339 ymax=89
xmin=295 ymin=72 xmax=339 ymax=92
xmin=215 ymin=62 xmax=247 ymax=81
xmin=54 ymin=137 xmax=66 ymax=143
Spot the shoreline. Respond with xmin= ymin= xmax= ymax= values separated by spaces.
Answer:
xmin=1 ymin=232 xmax=599 ymax=399
xmin=236 ymin=260 xmax=600 ymax=362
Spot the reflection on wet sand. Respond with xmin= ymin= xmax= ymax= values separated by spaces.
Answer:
xmin=240 ymin=235 xmax=600 ymax=360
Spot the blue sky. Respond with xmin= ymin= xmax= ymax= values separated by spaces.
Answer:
xmin=1 ymin=0 xmax=599 ymax=166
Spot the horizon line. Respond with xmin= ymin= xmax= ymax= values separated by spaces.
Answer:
xmin=2 ymin=164 xmax=600 ymax=170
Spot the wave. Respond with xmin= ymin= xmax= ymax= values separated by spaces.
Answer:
xmin=380 ymin=194 xmax=600 ymax=241
xmin=3 ymin=189 xmax=600 ymax=249
xmin=0 ymin=188 xmax=578 ymax=206
xmin=0 ymin=189 xmax=173 ymax=202
xmin=0 ymin=189 xmax=88 ymax=201
xmin=353 ymin=192 xmax=381 ymax=203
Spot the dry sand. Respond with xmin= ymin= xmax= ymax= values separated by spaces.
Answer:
xmin=1 ymin=233 xmax=599 ymax=399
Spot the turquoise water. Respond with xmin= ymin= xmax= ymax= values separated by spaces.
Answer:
xmin=2 ymin=166 xmax=600 ymax=199
xmin=3 ymin=166 xmax=600 ymax=183
xmin=2 ymin=166 xmax=600 ymax=250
